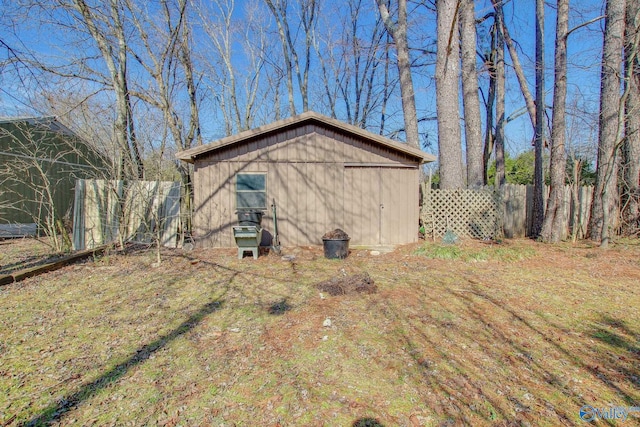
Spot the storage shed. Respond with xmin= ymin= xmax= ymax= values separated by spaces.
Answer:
xmin=0 ymin=117 xmax=109 ymax=237
xmin=177 ymin=112 xmax=435 ymax=248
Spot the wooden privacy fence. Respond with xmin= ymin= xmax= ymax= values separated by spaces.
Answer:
xmin=72 ymin=179 xmax=181 ymax=250
xmin=421 ymin=184 xmax=593 ymax=240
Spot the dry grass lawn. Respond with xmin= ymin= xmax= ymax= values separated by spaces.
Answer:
xmin=1 ymin=237 xmax=639 ymax=426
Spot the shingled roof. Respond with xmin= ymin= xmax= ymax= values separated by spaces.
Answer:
xmin=176 ymin=111 xmax=436 ymax=164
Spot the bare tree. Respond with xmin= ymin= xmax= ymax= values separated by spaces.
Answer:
xmin=315 ymin=0 xmax=388 ymax=129
xmin=376 ymin=0 xmax=419 ymax=148
xmin=589 ymin=0 xmax=626 ymax=246
xmin=492 ymin=0 xmax=537 ymax=133
xmin=481 ymin=18 xmax=497 ymax=184
xmin=541 ymin=0 xmax=570 ymax=243
xmin=125 ymin=0 xmax=201 ymax=154
xmin=264 ymin=0 xmax=317 ymax=116
xmin=494 ymin=4 xmax=506 ymax=187
xmin=70 ymin=0 xmax=144 ymax=179
xmin=530 ymin=0 xmax=546 ymax=238
xmin=459 ymin=0 xmax=483 ymax=188
xmin=124 ymin=0 xmax=201 ymax=237
xmin=436 ymin=0 xmax=464 ymax=188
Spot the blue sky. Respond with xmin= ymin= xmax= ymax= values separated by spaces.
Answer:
xmin=0 ymin=0 xmax=608 ymax=160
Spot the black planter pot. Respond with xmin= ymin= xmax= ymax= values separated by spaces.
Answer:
xmin=322 ymin=238 xmax=350 ymax=259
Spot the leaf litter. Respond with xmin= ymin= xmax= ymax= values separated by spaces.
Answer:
xmin=0 ymin=238 xmax=639 ymax=426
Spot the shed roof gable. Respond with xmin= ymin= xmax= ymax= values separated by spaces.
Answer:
xmin=176 ymin=111 xmax=435 ymax=164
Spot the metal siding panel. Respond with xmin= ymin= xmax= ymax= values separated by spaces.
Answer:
xmin=344 ymin=168 xmax=359 ymax=243
xmin=325 ymin=163 xmax=343 ymax=233
xmin=257 ymin=136 xmax=269 ymax=161
xmin=352 ymin=136 xmax=367 ymax=162
xmin=246 ymin=139 xmax=258 ymax=162
xmin=290 ymin=162 xmax=305 ymax=245
xmin=299 ymin=133 xmax=313 ymax=163
xmin=291 ymin=136 xmax=302 ymax=163
xmin=193 ymin=164 xmax=206 ymax=246
xmin=224 ymin=162 xmax=239 ymax=246
xmin=306 ymin=163 xmax=320 ymax=243
xmin=315 ymin=133 xmax=328 ymax=164
xmin=305 ymin=130 xmax=317 ymax=162
xmin=315 ymin=163 xmax=327 ymax=241
xmin=370 ymin=168 xmax=381 ymax=244
xmin=382 ymin=168 xmax=418 ymax=244
xmin=209 ymin=162 xmax=219 ymax=247
xmin=274 ymin=133 xmax=286 ymax=162
xmin=270 ymin=162 xmax=289 ymax=245
xmin=209 ymin=161 xmax=221 ymax=247
xmin=344 ymin=167 xmax=378 ymax=245
xmin=324 ymin=131 xmax=340 ymax=163
xmin=284 ymin=163 xmax=295 ymax=245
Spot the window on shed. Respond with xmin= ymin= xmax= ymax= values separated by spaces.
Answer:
xmin=236 ymin=173 xmax=266 ymax=210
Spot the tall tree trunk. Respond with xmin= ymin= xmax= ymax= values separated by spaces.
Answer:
xmin=590 ymin=0 xmax=626 ymax=246
xmin=436 ymin=0 xmax=464 ymax=189
xmin=181 ymin=22 xmax=202 ymax=148
xmin=72 ymin=0 xmax=143 ymax=180
xmin=299 ymin=0 xmax=316 ymax=113
xmin=491 ymin=0 xmax=537 ymax=132
xmin=376 ymin=0 xmax=420 ymax=148
xmin=531 ymin=0 xmax=545 ymax=238
xmin=380 ymin=31 xmax=392 ymax=136
xmin=482 ymin=23 xmax=496 ymax=185
xmin=460 ymin=0 xmax=483 ymax=188
xmin=494 ymin=5 xmax=506 ymax=188
xmin=264 ymin=0 xmax=296 ymax=116
xmin=622 ymin=0 xmax=640 ymax=235
xmin=542 ymin=0 xmax=570 ymax=243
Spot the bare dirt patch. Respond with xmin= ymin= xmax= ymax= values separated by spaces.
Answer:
xmin=315 ymin=272 xmax=377 ymax=296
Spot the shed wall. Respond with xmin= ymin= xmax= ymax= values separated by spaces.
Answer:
xmin=0 ymin=121 xmax=107 ymax=226
xmin=193 ymin=125 xmax=421 ymax=248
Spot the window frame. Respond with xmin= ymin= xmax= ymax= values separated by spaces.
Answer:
xmin=235 ymin=172 xmax=267 ymax=210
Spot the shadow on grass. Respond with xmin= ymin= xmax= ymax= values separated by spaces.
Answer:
xmin=24 ymin=299 xmax=224 ymax=427
xmin=173 ymin=253 xmax=304 ymax=311
xmin=371 ymin=282 xmax=640 ymax=425
xmin=589 ymin=314 xmax=640 ymax=396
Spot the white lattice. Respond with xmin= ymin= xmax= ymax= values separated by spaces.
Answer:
xmin=422 ymin=188 xmax=501 ymax=239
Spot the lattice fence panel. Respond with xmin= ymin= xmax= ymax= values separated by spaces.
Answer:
xmin=422 ymin=188 xmax=501 ymax=239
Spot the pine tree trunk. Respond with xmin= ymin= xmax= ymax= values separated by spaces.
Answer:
xmin=494 ymin=5 xmax=506 ymax=188
xmin=541 ymin=0 xmax=569 ymax=243
xmin=622 ymin=0 xmax=640 ymax=235
xmin=531 ymin=0 xmax=545 ymax=238
xmin=436 ymin=0 xmax=464 ymax=189
xmin=483 ymin=23 xmax=497 ymax=185
xmin=589 ymin=0 xmax=626 ymax=246
xmin=460 ymin=0 xmax=483 ymax=188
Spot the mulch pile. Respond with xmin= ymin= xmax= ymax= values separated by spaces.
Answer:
xmin=322 ymin=229 xmax=350 ymax=240
xmin=315 ymin=272 xmax=377 ymax=296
